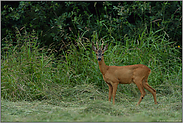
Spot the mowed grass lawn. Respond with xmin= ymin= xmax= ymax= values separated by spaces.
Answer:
xmin=1 ymin=92 xmax=182 ymax=122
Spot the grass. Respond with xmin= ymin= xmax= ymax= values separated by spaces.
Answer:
xmin=1 ymin=89 xmax=182 ymax=122
xmin=1 ymin=28 xmax=182 ymax=122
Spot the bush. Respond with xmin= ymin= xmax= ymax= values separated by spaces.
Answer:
xmin=1 ymin=1 xmax=182 ymax=52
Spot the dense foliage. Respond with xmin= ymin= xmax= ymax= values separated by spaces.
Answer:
xmin=2 ymin=1 xmax=182 ymax=53
xmin=1 ymin=1 xmax=182 ymax=102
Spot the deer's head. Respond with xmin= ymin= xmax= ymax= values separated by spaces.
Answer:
xmin=92 ymin=41 xmax=108 ymax=61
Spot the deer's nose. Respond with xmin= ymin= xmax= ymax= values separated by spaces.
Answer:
xmin=98 ymin=58 xmax=101 ymax=61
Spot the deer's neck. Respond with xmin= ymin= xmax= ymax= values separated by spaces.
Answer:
xmin=98 ymin=57 xmax=108 ymax=75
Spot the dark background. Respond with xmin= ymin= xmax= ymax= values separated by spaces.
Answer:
xmin=1 ymin=1 xmax=182 ymax=56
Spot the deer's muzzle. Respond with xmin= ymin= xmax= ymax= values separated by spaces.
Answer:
xmin=98 ymin=58 xmax=102 ymax=61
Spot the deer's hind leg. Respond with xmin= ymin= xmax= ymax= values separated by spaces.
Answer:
xmin=142 ymin=77 xmax=157 ymax=104
xmin=134 ymin=78 xmax=146 ymax=105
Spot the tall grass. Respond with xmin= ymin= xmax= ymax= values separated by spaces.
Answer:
xmin=1 ymin=30 xmax=55 ymax=101
xmin=1 ymin=27 xmax=182 ymax=102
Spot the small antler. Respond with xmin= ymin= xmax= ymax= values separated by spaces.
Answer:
xmin=100 ymin=38 xmax=104 ymax=50
xmin=96 ymin=41 xmax=99 ymax=49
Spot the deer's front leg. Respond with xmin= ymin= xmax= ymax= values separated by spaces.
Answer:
xmin=107 ymin=83 xmax=113 ymax=102
xmin=112 ymin=83 xmax=118 ymax=105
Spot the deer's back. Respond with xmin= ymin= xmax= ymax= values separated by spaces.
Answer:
xmin=103 ymin=64 xmax=151 ymax=84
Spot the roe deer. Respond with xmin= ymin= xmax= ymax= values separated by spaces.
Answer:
xmin=92 ymin=41 xmax=157 ymax=105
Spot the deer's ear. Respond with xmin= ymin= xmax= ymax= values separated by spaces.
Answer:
xmin=92 ymin=42 xmax=97 ymax=51
xmin=103 ymin=44 xmax=108 ymax=51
